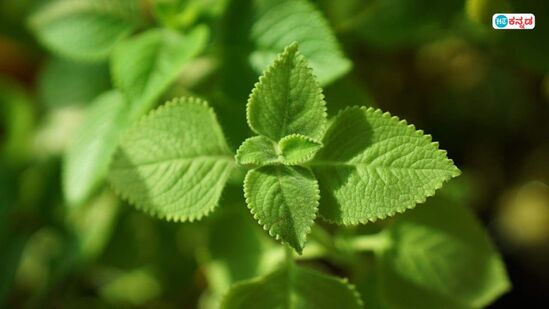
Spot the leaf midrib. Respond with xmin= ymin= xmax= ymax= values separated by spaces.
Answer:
xmin=113 ymin=155 xmax=234 ymax=169
xmin=307 ymin=160 xmax=455 ymax=172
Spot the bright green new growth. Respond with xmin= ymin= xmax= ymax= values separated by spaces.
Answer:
xmin=221 ymin=263 xmax=362 ymax=309
xmin=247 ymin=42 xmax=327 ymax=141
xmin=240 ymin=42 xmax=328 ymax=252
xmin=278 ymin=134 xmax=322 ymax=165
xmin=108 ymin=98 xmax=234 ymax=221
xmin=239 ymin=42 xmax=459 ymax=252
xmin=311 ymin=107 xmax=461 ymax=225
xmin=244 ymin=166 xmax=319 ymax=253
xmin=29 ymin=0 xmax=139 ymax=61
xmin=235 ymin=136 xmax=279 ymax=167
xmin=235 ymin=134 xmax=322 ymax=167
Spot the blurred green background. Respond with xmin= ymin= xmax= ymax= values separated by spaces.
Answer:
xmin=1 ymin=0 xmax=548 ymax=308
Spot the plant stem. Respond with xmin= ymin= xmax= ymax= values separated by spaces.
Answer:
xmin=297 ymin=242 xmax=327 ymax=260
xmin=349 ymin=232 xmax=391 ymax=252
xmin=307 ymin=226 xmax=357 ymax=267
xmin=285 ymin=246 xmax=295 ymax=266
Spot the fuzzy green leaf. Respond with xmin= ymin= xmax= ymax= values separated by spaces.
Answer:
xmin=311 ymin=107 xmax=460 ymax=225
xmin=380 ymin=198 xmax=510 ymax=308
xmin=29 ymin=0 xmax=139 ymax=61
xmin=244 ymin=165 xmax=319 ymax=253
xmin=109 ymin=97 xmax=234 ymax=221
xmin=235 ymin=136 xmax=278 ymax=167
xmin=221 ymin=264 xmax=362 ymax=309
xmin=251 ymin=0 xmax=351 ymax=85
xmin=111 ymin=26 xmax=208 ymax=119
xmin=63 ymin=90 xmax=127 ymax=206
xmin=278 ymin=134 xmax=321 ymax=165
xmin=247 ymin=43 xmax=327 ymax=141
xmin=236 ymin=134 xmax=321 ymax=167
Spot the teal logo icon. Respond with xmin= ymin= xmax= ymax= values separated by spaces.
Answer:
xmin=495 ymin=15 xmax=508 ymax=28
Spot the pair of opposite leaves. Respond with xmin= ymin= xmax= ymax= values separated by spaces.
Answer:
xmin=108 ymin=43 xmax=460 ymax=253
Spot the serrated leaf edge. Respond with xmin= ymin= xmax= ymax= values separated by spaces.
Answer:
xmin=220 ymin=265 xmax=364 ymax=308
xmin=316 ymin=105 xmax=461 ymax=226
xmin=246 ymin=42 xmax=328 ymax=141
xmin=235 ymin=134 xmax=322 ymax=167
xmin=279 ymin=133 xmax=323 ymax=165
xmin=108 ymin=96 xmax=234 ymax=222
xmin=307 ymin=271 xmax=365 ymax=308
xmin=243 ymin=167 xmax=320 ymax=254
xmin=234 ymin=136 xmax=278 ymax=167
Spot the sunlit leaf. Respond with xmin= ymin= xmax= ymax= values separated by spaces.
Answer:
xmin=221 ymin=263 xmax=362 ymax=309
xmin=109 ymin=97 xmax=234 ymax=221
xmin=311 ymin=106 xmax=460 ymax=224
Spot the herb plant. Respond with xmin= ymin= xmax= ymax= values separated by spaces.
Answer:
xmin=1 ymin=0 xmax=519 ymax=307
xmin=104 ymin=41 xmax=507 ymax=308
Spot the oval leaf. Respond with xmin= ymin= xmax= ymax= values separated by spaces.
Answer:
xmin=380 ymin=198 xmax=510 ymax=308
xmin=279 ymin=134 xmax=321 ymax=165
xmin=244 ymin=165 xmax=319 ymax=253
xmin=236 ymin=134 xmax=321 ymax=167
xmin=311 ymin=106 xmax=460 ymax=225
xmin=221 ymin=264 xmax=362 ymax=309
xmin=235 ymin=136 xmax=278 ymax=167
xmin=109 ymin=97 xmax=234 ymax=221
xmin=247 ymin=42 xmax=327 ymax=141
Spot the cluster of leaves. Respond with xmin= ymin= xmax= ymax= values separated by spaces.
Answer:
xmin=0 ymin=0 xmax=526 ymax=307
xmin=105 ymin=39 xmax=507 ymax=306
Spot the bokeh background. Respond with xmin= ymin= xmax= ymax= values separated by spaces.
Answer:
xmin=1 ymin=0 xmax=548 ymax=308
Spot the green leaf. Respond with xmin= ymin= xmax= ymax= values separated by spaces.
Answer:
xmin=251 ymin=0 xmax=351 ymax=85
xmin=244 ymin=165 xmax=319 ymax=253
xmin=236 ymin=136 xmax=278 ymax=166
xmin=278 ymin=134 xmax=321 ymax=165
xmin=379 ymin=197 xmax=510 ymax=308
xmin=63 ymin=90 xmax=127 ymax=206
xmin=311 ymin=107 xmax=460 ymax=225
xmin=247 ymin=43 xmax=327 ymax=141
xmin=29 ymin=0 xmax=139 ymax=61
xmin=111 ymin=26 xmax=209 ymax=119
xmin=221 ymin=263 xmax=363 ymax=309
xmin=38 ymin=57 xmax=110 ymax=107
xmin=235 ymin=134 xmax=321 ymax=166
xmin=109 ymin=97 xmax=234 ymax=221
